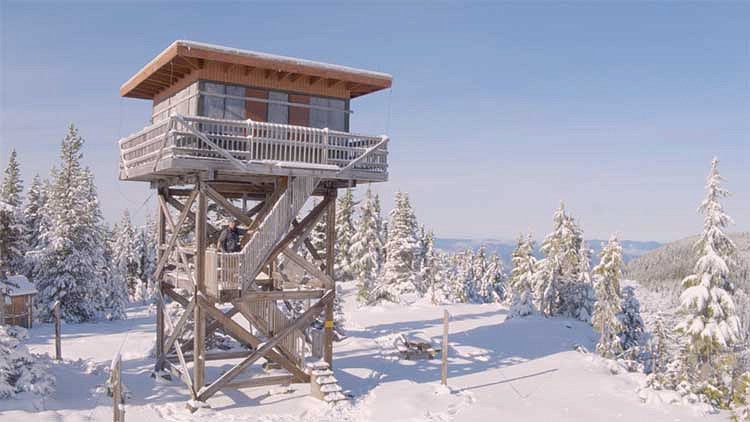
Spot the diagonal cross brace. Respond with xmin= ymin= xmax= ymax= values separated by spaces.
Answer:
xmin=196 ymin=290 xmax=334 ymax=401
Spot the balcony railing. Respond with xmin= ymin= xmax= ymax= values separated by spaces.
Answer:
xmin=118 ymin=115 xmax=389 ymax=181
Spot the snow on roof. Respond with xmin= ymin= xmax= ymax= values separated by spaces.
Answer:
xmin=176 ymin=40 xmax=393 ymax=81
xmin=1 ymin=275 xmax=37 ymax=297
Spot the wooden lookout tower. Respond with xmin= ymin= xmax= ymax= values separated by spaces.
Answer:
xmin=117 ymin=40 xmax=391 ymax=407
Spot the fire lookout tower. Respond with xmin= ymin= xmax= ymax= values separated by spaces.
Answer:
xmin=116 ymin=40 xmax=391 ymax=406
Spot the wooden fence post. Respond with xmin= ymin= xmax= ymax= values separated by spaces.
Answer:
xmin=441 ymin=310 xmax=449 ymax=386
xmin=111 ymin=353 xmax=124 ymax=422
xmin=53 ymin=301 xmax=61 ymax=361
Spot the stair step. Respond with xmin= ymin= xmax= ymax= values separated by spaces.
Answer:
xmin=315 ymin=376 xmax=338 ymax=385
xmin=320 ymin=384 xmax=342 ymax=393
xmin=324 ymin=391 xmax=347 ymax=403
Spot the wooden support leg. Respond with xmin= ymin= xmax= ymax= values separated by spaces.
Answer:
xmin=193 ymin=184 xmax=207 ymax=399
xmin=324 ymin=192 xmax=336 ymax=366
xmin=155 ymin=193 xmax=167 ymax=373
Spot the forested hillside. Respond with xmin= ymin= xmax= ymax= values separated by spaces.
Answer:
xmin=625 ymin=232 xmax=750 ymax=301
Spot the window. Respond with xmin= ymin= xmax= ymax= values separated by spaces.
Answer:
xmin=268 ymin=91 xmax=289 ymax=124
xmin=200 ymin=82 xmax=246 ymax=120
xmin=199 ymin=81 xmax=349 ymax=130
xmin=310 ymin=97 xmax=347 ymax=131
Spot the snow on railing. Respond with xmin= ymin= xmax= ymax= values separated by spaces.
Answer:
xmin=118 ymin=115 xmax=388 ymax=179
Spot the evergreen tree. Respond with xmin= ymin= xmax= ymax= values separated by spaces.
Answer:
xmin=23 ymin=175 xmax=50 ymax=281
xmin=334 ymin=188 xmax=355 ymax=280
xmin=350 ymin=186 xmax=383 ymax=303
xmin=676 ymin=158 xmax=742 ymax=362
xmin=111 ymin=210 xmax=141 ymax=300
xmin=0 ymin=149 xmax=26 ymax=276
xmin=34 ymin=125 xmax=109 ymax=322
xmin=370 ymin=191 xmax=419 ymax=303
xmin=0 ymin=325 xmax=55 ymax=398
xmin=592 ymin=235 xmax=625 ymax=358
xmin=508 ymin=234 xmax=537 ymax=318
xmin=619 ymin=285 xmax=645 ymax=353
xmin=137 ymin=214 xmax=158 ymax=303
xmin=534 ymin=202 xmax=586 ymax=318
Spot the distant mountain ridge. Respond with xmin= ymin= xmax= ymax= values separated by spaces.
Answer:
xmin=434 ymin=237 xmax=662 ymax=266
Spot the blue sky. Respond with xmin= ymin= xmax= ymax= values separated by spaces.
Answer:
xmin=1 ymin=1 xmax=748 ymax=242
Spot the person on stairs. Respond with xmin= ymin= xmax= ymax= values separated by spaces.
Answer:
xmin=217 ymin=219 xmax=242 ymax=252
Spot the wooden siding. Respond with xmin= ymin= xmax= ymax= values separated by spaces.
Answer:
xmin=2 ymin=294 xmax=33 ymax=328
xmin=153 ymin=61 xmax=350 ymax=106
xmin=288 ymin=94 xmax=310 ymax=127
xmin=245 ymin=88 xmax=268 ymax=122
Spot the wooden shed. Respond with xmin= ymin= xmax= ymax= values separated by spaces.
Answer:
xmin=0 ymin=275 xmax=37 ymax=328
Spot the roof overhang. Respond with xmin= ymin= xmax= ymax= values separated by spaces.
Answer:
xmin=120 ymin=40 xmax=393 ymax=100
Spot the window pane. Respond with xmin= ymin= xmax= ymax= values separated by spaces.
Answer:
xmin=201 ymin=82 xmax=225 ymax=118
xmin=309 ymin=97 xmax=328 ymax=129
xmin=328 ymin=99 xmax=346 ymax=131
xmin=225 ymin=85 xmax=245 ymax=120
xmin=268 ymin=91 xmax=289 ymax=124
xmin=203 ymin=96 xmax=225 ymax=119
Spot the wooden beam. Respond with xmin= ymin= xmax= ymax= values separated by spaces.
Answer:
xmin=155 ymin=197 xmax=167 ymax=371
xmin=238 ymin=289 xmax=324 ymax=302
xmin=308 ymin=76 xmax=320 ymax=85
xmin=222 ymin=375 xmax=294 ymax=390
xmin=158 ymin=292 xmax=195 ymax=397
xmin=166 ymin=350 xmax=253 ymax=363
xmin=195 ymin=295 xmax=309 ymax=384
xmin=264 ymin=69 xmax=273 ymax=79
xmin=288 ymin=73 xmax=301 ymax=82
xmin=244 ymin=65 xmax=254 ymax=76
xmin=327 ymin=79 xmax=340 ymax=88
xmin=155 ymin=298 xmax=195 ymax=369
xmin=203 ymin=183 xmax=254 ymax=227
xmin=165 ymin=194 xmax=220 ymax=238
xmin=197 ymin=291 xmax=334 ymax=401
xmin=163 ymin=285 xmax=190 ymax=307
xmin=324 ymin=192 xmax=336 ymax=366
xmin=265 ymin=195 xmax=331 ymax=264
xmin=180 ymin=307 xmax=239 ymax=352
xmin=194 ymin=184 xmax=208 ymax=395
xmin=282 ymin=250 xmax=332 ymax=289
xmin=153 ymin=190 xmax=198 ymax=282
xmin=276 ymin=71 xmax=289 ymax=81
xmin=158 ymin=196 xmax=196 ymax=285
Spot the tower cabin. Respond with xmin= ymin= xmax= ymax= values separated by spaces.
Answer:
xmin=116 ymin=40 xmax=391 ymax=407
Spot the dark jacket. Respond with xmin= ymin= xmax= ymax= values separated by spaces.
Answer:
xmin=218 ymin=227 xmax=242 ymax=252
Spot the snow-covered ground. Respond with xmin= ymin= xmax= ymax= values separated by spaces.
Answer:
xmin=0 ymin=281 xmax=725 ymax=421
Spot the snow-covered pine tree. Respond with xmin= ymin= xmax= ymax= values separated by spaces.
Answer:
xmin=22 ymin=175 xmax=48 ymax=280
xmin=508 ymin=234 xmax=538 ymax=318
xmin=535 ymin=202 xmax=585 ymax=317
xmin=137 ymin=214 xmax=158 ymax=303
xmin=465 ymin=246 xmax=487 ymax=303
xmin=0 ymin=149 xmax=26 ymax=277
xmin=619 ymin=285 xmax=645 ymax=354
xmin=334 ymin=188 xmax=355 ymax=281
xmin=0 ymin=325 xmax=55 ymax=398
xmin=34 ymin=125 xmax=109 ymax=322
xmin=568 ymin=242 xmax=595 ymax=323
xmin=488 ymin=252 xmax=508 ymax=302
xmin=676 ymin=158 xmax=742 ymax=363
xmin=111 ymin=210 xmax=141 ymax=301
xmin=102 ymin=230 xmax=127 ymax=321
xmin=350 ymin=186 xmax=383 ymax=303
xmin=592 ymin=235 xmax=625 ymax=358
xmin=370 ymin=191 xmax=419 ymax=303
